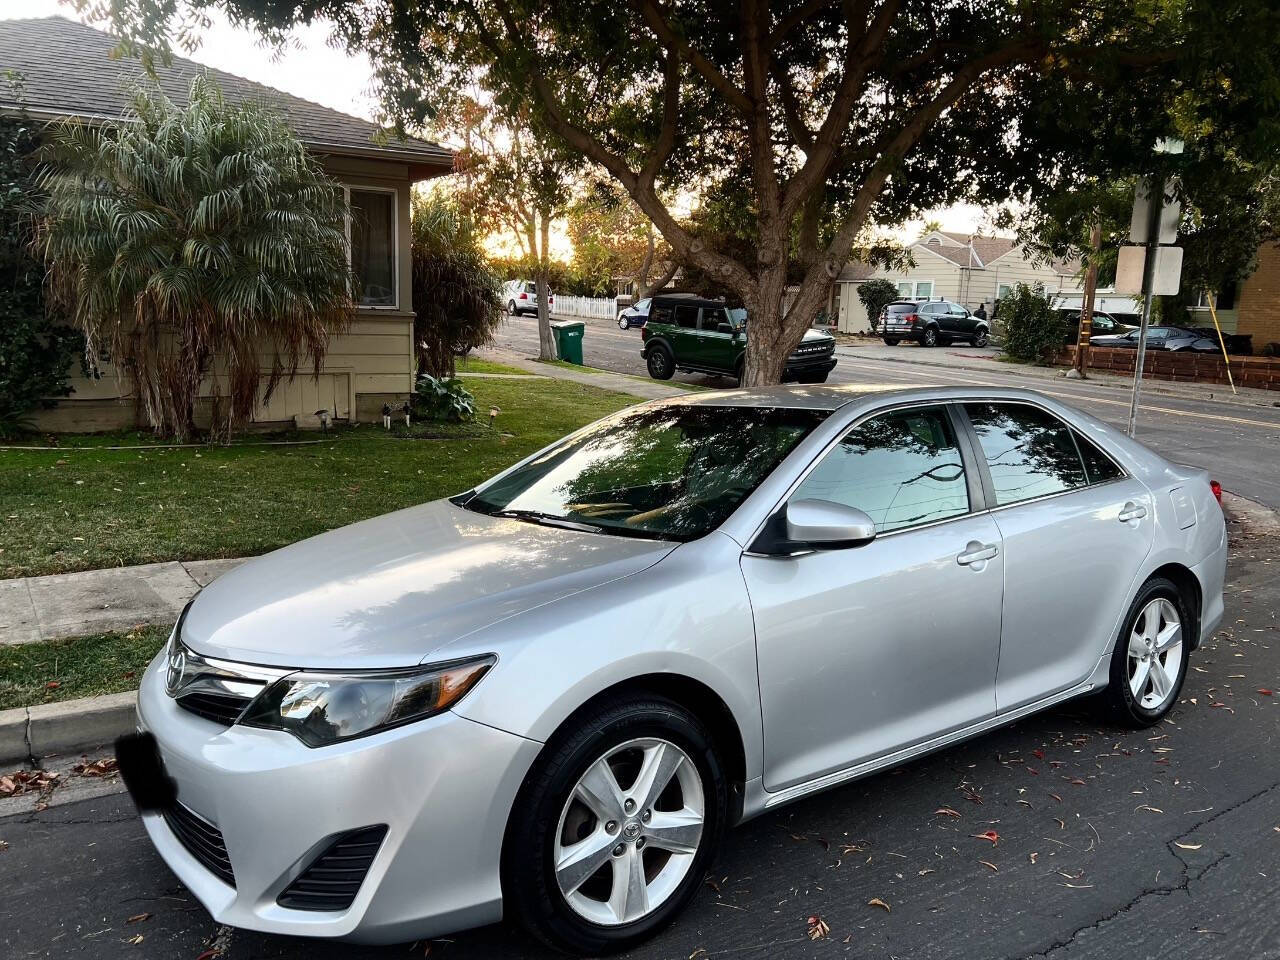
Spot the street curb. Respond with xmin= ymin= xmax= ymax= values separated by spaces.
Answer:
xmin=1 ymin=691 xmax=137 ymax=766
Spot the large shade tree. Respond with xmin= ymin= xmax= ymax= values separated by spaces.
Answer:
xmin=38 ymin=75 xmax=354 ymax=439
xmin=95 ymin=1 xmax=1280 ymax=384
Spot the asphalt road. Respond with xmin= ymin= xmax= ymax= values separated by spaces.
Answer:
xmin=4 ymin=525 xmax=1278 ymax=960
xmin=492 ymin=314 xmax=1280 ymax=509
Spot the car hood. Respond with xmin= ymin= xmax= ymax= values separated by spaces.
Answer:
xmin=180 ymin=500 xmax=677 ymax=668
xmin=800 ymin=328 xmax=834 ymax=343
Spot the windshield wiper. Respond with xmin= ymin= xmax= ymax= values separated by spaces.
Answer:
xmin=489 ymin=509 xmax=605 ymax=534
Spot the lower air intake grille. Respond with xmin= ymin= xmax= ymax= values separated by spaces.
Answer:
xmin=277 ymin=825 xmax=388 ymax=912
xmin=163 ymin=803 xmax=235 ymax=887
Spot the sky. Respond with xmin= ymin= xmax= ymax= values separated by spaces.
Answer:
xmin=8 ymin=2 xmax=989 ymax=247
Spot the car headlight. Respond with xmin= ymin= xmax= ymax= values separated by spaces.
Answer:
xmin=240 ymin=655 xmax=495 ymax=747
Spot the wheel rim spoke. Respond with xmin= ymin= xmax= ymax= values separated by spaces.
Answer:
xmin=1148 ymin=657 xmax=1170 ymax=699
xmin=575 ymin=758 xmax=626 ymax=822
xmin=631 ymin=742 xmax=683 ymax=812
xmin=1128 ymin=631 xmax=1148 ymax=660
xmin=1129 ymin=657 xmax=1151 ymax=698
xmin=644 ymin=809 xmax=702 ymax=855
xmin=1155 ymin=619 xmax=1182 ymax=653
xmin=607 ymin=844 xmax=649 ymax=923
xmin=556 ymin=828 xmax=617 ymax=896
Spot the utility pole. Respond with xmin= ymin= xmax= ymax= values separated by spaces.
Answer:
xmin=1125 ymin=186 xmax=1165 ymax=437
xmin=1074 ymin=220 xmax=1102 ymax=377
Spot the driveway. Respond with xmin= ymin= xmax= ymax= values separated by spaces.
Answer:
xmin=4 ymin=525 xmax=1278 ymax=960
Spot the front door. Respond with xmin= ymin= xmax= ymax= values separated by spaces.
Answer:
xmin=959 ymin=402 xmax=1156 ymax=711
xmin=696 ymin=306 xmax=736 ymax=373
xmin=744 ymin=404 xmax=1004 ymax=792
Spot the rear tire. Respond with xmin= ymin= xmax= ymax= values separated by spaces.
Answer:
xmin=1102 ymin=577 xmax=1190 ymax=727
xmin=502 ymin=696 xmax=728 ymax=955
xmin=646 ymin=344 xmax=675 ymax=380
xmin=883 ymin=337 xmax=900 ymax=346
xmin=508 ymin=299 xmax=519 ymax=317
xmin=921 ymin=327 xmax=939 ymax=347
xmin=618 ymin=315 xmax=630 ymax=330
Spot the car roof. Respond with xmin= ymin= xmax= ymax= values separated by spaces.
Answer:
xmin=640 ymin=383 xmax=1072 ymax=412
xmin=651 ymin=294 xmax=726 ymax=308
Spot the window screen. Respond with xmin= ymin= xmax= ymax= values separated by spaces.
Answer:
xmin=793 ymin=407 xmax=969 ymax=533
xmin=350 ymin=190 xmax=395 ymax=306
xmin=964 ymin=403 xmax=1087 ymax=505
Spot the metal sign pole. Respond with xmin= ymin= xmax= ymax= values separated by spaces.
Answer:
xmin=1126 ymin=183 xmax=1166 ymax=437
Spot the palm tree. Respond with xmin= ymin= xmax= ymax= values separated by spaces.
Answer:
xmin=411 ymin=192 xmax=502 ymax=377
xmin=37 ymin=75 xmax=354 ymax=440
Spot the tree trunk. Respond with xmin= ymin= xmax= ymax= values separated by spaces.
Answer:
xmin=741 ymin=265 xmax=793 ymax=385
xmin=535 ymin=213 xmax=557 ymax=360
xmin=1074 ymin=220 xmax=1102 ymax=376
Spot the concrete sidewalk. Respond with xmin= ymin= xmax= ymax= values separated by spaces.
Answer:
xmin=0 ymin=558 xmax=245 ymax=646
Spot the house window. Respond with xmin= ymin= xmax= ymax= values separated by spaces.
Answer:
xmin=349 ymin=188 xmax=396 ymax=307
xmin=896 ymin=281 xmax=913 ymax=297
xmin=914 ymin=281 xmax=933 ymax=298
xmin=998 ymin=284 xmax=1013 ymax=299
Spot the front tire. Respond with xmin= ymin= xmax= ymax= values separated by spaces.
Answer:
xmin=618 ymin=315 xmax=630 ymax=330
xmin=502 ymin=696 xmax=728 ymax=955
xmin=971 ymin=328 xmax=989 ymax=348
xmin=921 ymin=327 xmax=939 ymax=347
xmin=1102 ymin=577 xmax=1190 ymax=727
xmin=646 ymin=344 xmax=675 ymax=380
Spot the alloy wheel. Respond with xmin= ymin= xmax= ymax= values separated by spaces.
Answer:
xmin=1126 ymin=597 xmax=1183 ymax=710
xmin=552 ymin=738 xmax=704 ymax=926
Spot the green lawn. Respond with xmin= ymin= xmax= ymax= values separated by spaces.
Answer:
xmin=453 ymin=356 xmax=535 ymax=376
xmin=0 ymin=378 xmax=639 ymax=578
xmin=0 ymin=626 xmax=169 ymax=709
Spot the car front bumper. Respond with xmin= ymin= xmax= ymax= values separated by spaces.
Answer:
xmin=135 ymin=653 xmax=541 ymax=944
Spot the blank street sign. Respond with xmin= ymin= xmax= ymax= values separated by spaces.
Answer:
xmin=1128 ymin=178 xmax=1181 ymax=245
xmin=1115 ymin=245 xmax=1183 ymax=296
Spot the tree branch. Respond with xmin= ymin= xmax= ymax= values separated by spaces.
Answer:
xmin=639 ymin=47 xmax=681 ymax=188
xmin=768 ymin=0 xmax=839 ymax=50
xmin=770 ymin=59 xmax=813 ymax=151
xmin=634 ymin=0 xmax=754 ymax=115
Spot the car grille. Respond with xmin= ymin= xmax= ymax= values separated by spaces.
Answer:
xmin=174 ymin=691 xmax=255 ymax=727
xmin=276 ymin=825 xmax=388 ymax=912
xmin=163 ymin=802 xmax=236 ymax=887
xmin=790 ymin=341 xmax=835 ymax=359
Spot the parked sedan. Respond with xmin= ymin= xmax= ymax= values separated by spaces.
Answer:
xmin=1091 ymin=325 xmax=1219 ymax=352
xmin=118 ymin=386 xmax=1225 ymax=955
xmin=617 ymin=297 xmax=651 ymax=329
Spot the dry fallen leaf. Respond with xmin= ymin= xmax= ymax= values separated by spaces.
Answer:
xmin=868 ymin=897 xmax=891 ymax=913
xmin=934 ymin=807 xmax=962 ymax=818
xmin=1029 ymin=852 xmax=1039 ymax=864
xmin=125 ymin=934 xmax=143 ymax=945
xmin=1135 ymin=804 xmax=1164 ymax=814
xmin=126 ymin=913 xmax=151 ymax=924
xmin=972 ymin=830 xmax=1000 ymax=846
xmin=807 ymin=915 xmax=830 ymax=940
xmin=979 ymin=860 xmax=999 ymax=872
xmin=1174 ymin=842 xmax=1203 ymax=850
xmin=1259 ymin=689 xmax=1274 ymax=696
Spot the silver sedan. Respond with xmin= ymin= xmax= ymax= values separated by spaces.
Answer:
xmin=119 ymin=385 xmax=1226 ymax=955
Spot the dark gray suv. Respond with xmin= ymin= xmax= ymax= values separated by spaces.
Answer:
xmin=880 ymin=299 xmax=989 ymax=348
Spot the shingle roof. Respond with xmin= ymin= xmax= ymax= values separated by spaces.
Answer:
xmin=0 ymin=16 xmax=453 ymax=177
xmin=918 ymin=231 xmax=1080 ymax=276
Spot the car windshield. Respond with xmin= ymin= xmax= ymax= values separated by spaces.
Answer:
xmin=461 ymin=405 xmax=828 ymax=541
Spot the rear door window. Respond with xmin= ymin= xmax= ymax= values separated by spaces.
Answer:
xmin=674 ymin=304 xmax=699 ymax=329
xmin=700 ymin=307 xmax=730 ymax=331
xmin=963 ymin=403 xmax=1088 ymax=505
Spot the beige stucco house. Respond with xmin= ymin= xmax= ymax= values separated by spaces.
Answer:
xmin=0 ymin=16 xmax=454 ymax=431
xmin=830 ymin=230 xmax=1085 ymax=333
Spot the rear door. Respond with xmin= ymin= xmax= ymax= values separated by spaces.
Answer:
xmin=671 ymin=303 xmax=702 ymax=366
xmin=745 ymin=403 xmax=1004 ymax=791
xmin=958 ymin=402 xmax=1155 ymax=711
xmin=697 ymin=306 xmax=735 ymax=373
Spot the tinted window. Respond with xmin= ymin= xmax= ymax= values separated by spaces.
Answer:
xmin=674 ymin=305 xmax=699 ymax=329
xmin=1074 ymin=431 xmax=1123 ymax=483
xmin=886 ymin=304 xmax=916 ymax=315
xmin=964 ymin=403 xmax=1087 ymax=505
xmin=651 ymin=303 xmax=675 ymax=325
xmin=1146 ymin=328 xmax=1169 ymax=341
xmin=921 ymin=303 xmax=942 ymax=315
xmin=701 ymin=307 xmax=729 ymax=330
xmin=793 ymin=407 xmax=969 ymax=533
xmin=949 ymin=304 xmax=968 ymax=316
xmin=466 ymin=406 xmax=827 ymax=541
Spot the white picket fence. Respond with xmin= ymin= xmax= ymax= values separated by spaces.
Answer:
xmin=553 ymin=295 xmax=619 ymax=320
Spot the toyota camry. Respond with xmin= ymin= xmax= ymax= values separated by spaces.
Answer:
xmin=118 ymin=385 xmax=1226 ymax=955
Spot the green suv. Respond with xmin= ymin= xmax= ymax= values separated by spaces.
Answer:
xmin=640 ymin=295 xmax=837 ymax=384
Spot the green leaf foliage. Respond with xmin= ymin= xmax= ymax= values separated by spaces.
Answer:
xmin=36 ymin=75 xmax=354 ymax=440
xmin=1000 ymin=283 xmax=1064 ymax=365
xmin=857 ymin=279 xmax=901 ymax=333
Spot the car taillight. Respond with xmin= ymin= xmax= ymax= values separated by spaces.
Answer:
xmin=906 ymin=314 xmax=918 ymax=326
xmin=641 ymin=326 xmax=649 ymax=341
xmin=1210 ymin=479 xmax=1222 ymax=504
xmin=519 ymin=292 xmax=528 ymax=300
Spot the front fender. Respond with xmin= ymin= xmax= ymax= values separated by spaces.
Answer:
xmin=445 ymin=532 xmax=764 ymax=783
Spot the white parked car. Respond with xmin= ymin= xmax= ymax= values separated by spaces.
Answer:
xmin=503 ymin=279 xmax=554 ymax=317
xmin=118 ymin=385 xmax=1225 ymax=955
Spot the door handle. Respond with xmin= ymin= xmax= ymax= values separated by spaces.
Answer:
xmin=956 ymin=541 xmax=999 ymax=566
xmin=1118 ymin=502 xmax=1147 ymax=522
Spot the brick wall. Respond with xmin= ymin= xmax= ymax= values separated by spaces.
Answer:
xmin=1059 ymin=346 xmax=1280 ymax=391
xmin=1235 ymin=244 xmax=1280 ymax=350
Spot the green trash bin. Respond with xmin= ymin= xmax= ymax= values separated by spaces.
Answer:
xmin=549 ymin=320 xmax=585 ymax=365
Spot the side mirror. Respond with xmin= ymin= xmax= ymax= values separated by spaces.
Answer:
xmin=752 ymin=499 xmax=876 ymax=554
xmin=717 ymin=322 xmax=733 ymax=334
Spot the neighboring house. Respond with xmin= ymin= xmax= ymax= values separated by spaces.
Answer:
xmin=1188 ymin=244 xmax=1278 ymax=350
xmin=0 ymin=16 xmax=454 ymax=431
xmin=830 ymin=231 xmax=1085 ymax=333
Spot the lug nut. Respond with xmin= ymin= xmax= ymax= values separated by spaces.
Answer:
xmin=612 ymin=844 xmax=625 ymax=857
xmin=641 ymin=809 xmax=651 ymax=822
xmin=636 ymin=837 xmax=646 ymax=849
xmin=624 ymin=798 xmax=636 ymax=813
xmin=605 ymin=820 xmax=618 ymax=834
